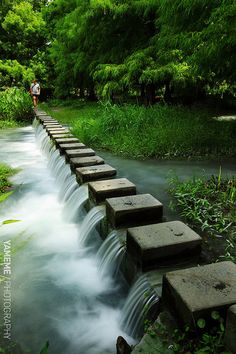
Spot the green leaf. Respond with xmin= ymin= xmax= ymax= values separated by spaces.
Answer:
xmin=2 ymin=219 xmax=21 ymax=225
xmin=197 ymin=318 xmax=206 ymax=329
xmin=211 ymin=310 xmax=220 ymax=320
xmin=39 ymin=341 xmax=49 ymax=354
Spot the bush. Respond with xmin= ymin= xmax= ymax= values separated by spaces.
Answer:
xmin=0 ymin=87 xmax=34 ymax=122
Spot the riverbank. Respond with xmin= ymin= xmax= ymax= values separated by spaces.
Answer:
xmin=41 ymin=99 xmax=236 ymax=160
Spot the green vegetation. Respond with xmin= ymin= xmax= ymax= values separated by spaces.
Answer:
xmin=146 ymin=310 xmax=231 ymax=354
xmin=1 ymin=1 xmax=235 ymax=104
xmin=45 ymin=0 xmax=236 ymax=103
xmin=169 ymin=172 xmax=236 ymax=262
xmin=0 ymin=163 xmax=18 ymax=203
xmin=43 ymin=100 xmax=236 ymax=159
xmin=0 ymin=87 xmax=33 ymax=126
xmin=0 ymin=0 xmax=48 ymax=89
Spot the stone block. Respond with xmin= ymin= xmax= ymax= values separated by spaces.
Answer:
xmin=53 ymin=137 xmax=80 ymax=148
xmin=89 ymin=178 xmax=136 ymax=204
xmin=42 ymin=121 xmax=61 ymax=126
xmin=224 ymin=305 xmax=236 ymax=353
xmin=64 ymin=148 xmax=95 ymax=162
xmin=37 ymin=116 xmax=54 ymax=122
xmin=162 ymin=261 xmax=236 ymax=325
xmin=76 ymin=164 xmax=117 ymax=184
xmin=69 ymin=156 xmax=104 ymax=172
xmin=58 ymin=143 xmax=86 ymax=153
xmin=127 ymin=221 xmax=202 ymax=270
xmin=46 ymin=127 xmax=69 ymax=133
xmin=106 ymin=194 xmax=163 ymax=228
xmin=50 ymin=133 xmax=74 ymax=139
xmin=43 ymin=124 xmax=62 ymax=129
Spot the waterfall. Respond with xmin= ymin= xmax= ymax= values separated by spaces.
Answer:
xmin=63 ymin=184 xmax=88 ymax=222
xmin=120 ymin=275 xmax=159 ymax=338
xmin=60 ymin=175 xmax=77 ymax=202
xmin=78 ymin=205 xmax=106 ymax=246
xmin=97 ymin=230 xmax=125 ymax=277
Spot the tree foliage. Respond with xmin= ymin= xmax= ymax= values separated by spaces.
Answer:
xmin=1 ymin=0 xmax=235 ymax=102
xmin=0 ymin=0 xmax=48 ymax=89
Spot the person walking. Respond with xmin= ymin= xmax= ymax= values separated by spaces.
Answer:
xmin=30 ymin=79 xmax=41 ymax=108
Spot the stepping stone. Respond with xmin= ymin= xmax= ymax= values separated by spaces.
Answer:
xmin=37 ymin=116 xmax=54 ymax=122
xmin=127 ymin=221 xmax=202 ymax=270
xmin=44 ymin=124 xmax=63 ymax=130
xmin=106 ymin=194 xmax=163 ymax=228
xmin=47 ymin=129 xmax=70 ymax=137
xmin=53 ymin=137 xmax=80 ymax=148
xmin=162 ymin=261 xmax=236 ymax=326
xmin=58 ymin=143 xmax=86 ymax=153
xmin=76 ymin=164 xmax=117 ymax=184
xmin=65 ymin=148 xmax=95 ymax=159
xmin=69 ymin=156 xmax=104 ymax=172
xmin=89 ymin=178 xmax=136 ymax=204
xmin=35 ymin=111 xmax=47 ymax=116
xmin=50 ymin=133 xmax=74 ymax=139
xmin=64 ymin=148 xmax=95 ymax=162
xmin=225 ymin=305 xmax=236 ymax=353
xmin=43 ymin=122 xmax=62 ymax=127
xmin=46 ymin=127 xmax=68 ymax=133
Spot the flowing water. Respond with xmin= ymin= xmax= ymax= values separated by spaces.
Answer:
xmin=0 ymin=126 xmax=134 ymax=354
xmin=98 ymin=151 xmax=236 ymax=220
xmin=1 ymin=125 xmax=236 ymax=353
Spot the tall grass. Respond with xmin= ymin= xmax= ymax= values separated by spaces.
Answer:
xmin=169 ymin=173 xmax=236 ymax=262
xmin=42 ymin=100 xmax=236 ymax=159
xmin=0 ymin=87 xmax=33 ymax=126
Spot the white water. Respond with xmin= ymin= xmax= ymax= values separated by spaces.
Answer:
xmin=97 ymin=230 xmax=125 ymax=278
xmin=0 ymin=126 xmax=135 ymax=354
xmin=120 ymin=275 xmax=159 ymax=338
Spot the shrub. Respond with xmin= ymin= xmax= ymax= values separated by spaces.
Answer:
xmin=0 ymin=87 xmax=34 ymax=122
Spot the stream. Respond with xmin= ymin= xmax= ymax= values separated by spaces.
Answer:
xmin=0 ymin=126 xmax=236 ymax=353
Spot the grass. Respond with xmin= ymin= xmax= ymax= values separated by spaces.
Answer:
xmin=41 ymin=99 xmax=236 ymax=159
xmin=0 ymin=119 xmax=22 ymax=130
xmin=0 ymin=163 xmax=18 ymax=202
xmin=169 ymin=172 xmax=236 ymax=262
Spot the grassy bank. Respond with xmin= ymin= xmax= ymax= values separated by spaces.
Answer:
xmin=169 ymin=173 xmax=236 ymax=263
xmin=42 ymin=99 xmax=236 ymax=159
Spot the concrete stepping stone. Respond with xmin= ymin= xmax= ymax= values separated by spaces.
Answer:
xmin=46 ymin=127 xmax=69 ymax=133
xmin=70 ymin=156 xmax=104 ymax=171
xmin=54 ymin=137 xmax=80 ymax=148
xmin=46 ymin=128 xmax=70 ymax=137
xmin=59 ymin=143 xmax=86 ymax=153
xmin=37 ymin=116 xmax=54 ymax=122
xmin=76 ymin=164 xmax=117 ymax=184
xmin=89 ymin=178 xmax=136 ymax=204
xmin=162 ymin=261 xmax=236 ymax=325
xmin=64 ymin=147 xmax=95 ymax=162
xmin=50 ymin=133 xmax=74 ymax=139
xmin=43 ymin=122 xmax=62 ymax=128
xmin=127 ymin=221 xmax=202 ymax=270
xmin=64 ymin=148 xmax=95 ymax=162
xmin=106 ymin=194 xmax=163 ymax=228
xmin=35 ymin=111 xmax=47 ymax=116
xmin=225 ymin=305 xmax=236 ymax=353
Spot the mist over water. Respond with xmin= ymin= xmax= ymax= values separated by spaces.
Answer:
xmin=0 ymin=126 xmax=133 ymax=354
